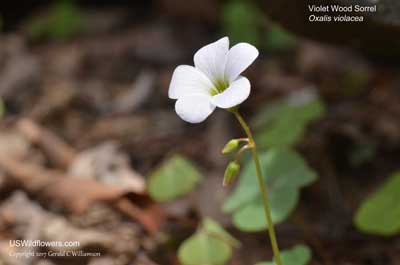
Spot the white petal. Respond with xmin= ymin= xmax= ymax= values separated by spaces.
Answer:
xmin=211 ymin=76 xmax=250 ymax=109
xmin=175 ymin=94 xmax=216 ymax=123
xmin=169 ymin=65 xmax=215 ymax=99
xmin=194 ymin=37 xmax=229 ymax=84
xmin=224 ymin=43 xmax=259 ymax=82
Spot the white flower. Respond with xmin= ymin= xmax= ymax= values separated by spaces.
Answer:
xmin=168 ymin=37 xmax=259 ymax=123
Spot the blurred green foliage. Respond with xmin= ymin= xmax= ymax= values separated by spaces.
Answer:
xmin=178 ymin=218 xmax=239 ymax=265
xmin=223 ymin=0 xmax=264 ymax=46
xmin=222 ymin=0 xmax=297 ymax=51
xmin=253 ymin=94 xmax=325 ymax=149
xmin=349 ymin=143 xmax=376 ymax=167
xmin=222 ymin=92 xmax=323 ymax=233
xmin=264 ymin=24 xmax=297 ymax=51
xmin=223 ymin=148 xmax=317 ymax=231
xmin=0 ymin=99 xmax=4 ymax=118
xmin=148 ymin=154 xmax=202 ymax=202
xmin=340 ymin=67 xmax=370 ymax=97
xmin=354 ymin=172 xmax=400 ymax=236
xmin=256 ymin=244 xmax=312 ymax=265
xmin=28 ymin=0 xmax=85 ymax=41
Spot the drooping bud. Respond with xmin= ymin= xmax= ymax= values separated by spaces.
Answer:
xmin=223 ymin=161 xmax=240 ymax=186
xmin=222 ymin=139 xmax=239 ymax=154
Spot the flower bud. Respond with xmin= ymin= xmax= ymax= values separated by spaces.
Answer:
xmin=223 ymin=161 xmax=240 ymax=186
xmin=222 ymin=139 xmax=239 ymax=154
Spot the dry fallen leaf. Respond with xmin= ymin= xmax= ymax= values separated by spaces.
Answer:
xmin=69 ymin=141 xmax=146 ymax=194
xmin=0 ymin=192 xmax=116 ymax=252
xmin=3 ymin=119 xmax=164 ymax=233
xmin=17 ymin=119 xmax=77 ymax=169
xmin=0 ymin=154 xmax=163 ymax=233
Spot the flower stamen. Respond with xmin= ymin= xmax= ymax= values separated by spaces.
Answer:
xmin=215 ymin=80 xmax=229 ymax=93
xmin=209 ymin=80 xmax=229 ymax=96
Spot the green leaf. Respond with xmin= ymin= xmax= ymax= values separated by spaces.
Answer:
xmin=264 ymin=24 xmax=297 ymax=51
xmin=254 ymin=94 xmax=325 ymax=149
xmin=222 ymin=1 xmax=265 ymax=46
xmin=233 ymin=188 xmax=299 ymax=231
xmin=178 ymin=218 xmax=239 ymax=265
xmin=178 ymin=232 xmax=231 ymax=265
xmin=223 ymin=148 xmax=316 ymax=212
xmin=258 ymin=116 xmax=306 ymax=149
xmin=28 ymin=0 xmax=85 ymax=41
xmin=148 ymin=155 xmax=202 ymax=202
xmin=223 ymin=148 xmax=317 ymax=231
xmin=354 ymin=172 xmax=400 ymax=236
xmin=256 ymin=244 xmax=312 ymax=265
xmin=203 ymin=218 xmax=240 ymax=248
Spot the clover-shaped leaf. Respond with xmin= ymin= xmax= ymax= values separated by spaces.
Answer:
xmin=232 ymin=187 xmax=299 ymax=231
xmin=256 ymin=244 xmax=312 ymax=265
xmin=354 ymin=172 xmax=400 ymax=236
xmin=148 ymin=155 xmax=202 ymax=202
xmin=223 ymin=148 xmax=317 ymax=231
xmin=178 ymin=218 xmax=239 ymax=265
xmin=253 ymin=93 xmax=325 ymax=149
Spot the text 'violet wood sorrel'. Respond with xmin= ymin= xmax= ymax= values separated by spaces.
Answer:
xmin=168 ymin=37 xmax=283 ymax=265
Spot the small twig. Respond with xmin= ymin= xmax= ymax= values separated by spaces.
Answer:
xmin=17 ymin=119 xmax=77 ymax=169
xmin=115 ymin=198 xmax=161 ymax=234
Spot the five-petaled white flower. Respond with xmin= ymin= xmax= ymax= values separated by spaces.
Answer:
xmin=168 ymin=37 xmax=259 ymax=123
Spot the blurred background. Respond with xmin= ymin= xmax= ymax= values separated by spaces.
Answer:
xmin=0 ymin=0 xmax=400 ymax=265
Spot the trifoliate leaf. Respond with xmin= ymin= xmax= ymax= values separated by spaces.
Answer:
xmin=178 ymin=232 xmax=231 ymax=265
xmin=232 ymin=188 xmax=299 ymax=231
xmin=254 ymin=94 xmax=325 ymax=149
xmin=223 ymin=148 xmax=317 ymax=231
xmin=256 ymin=244 xmax=312 ymax=265
xmin=354 ymin=172 xmax=400 ymax=236
xmin=178 ymin=218 xmax=239 ymax=265
xmin=148 ymin=155 xmax=202 ymax=202
xmin=203 ymin=218 xmax=240 ymax=248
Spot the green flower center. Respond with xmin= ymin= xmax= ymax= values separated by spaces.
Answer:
xmin=210 ymin=80 xmax=229 ymax=96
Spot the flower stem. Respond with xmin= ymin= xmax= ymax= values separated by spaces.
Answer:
xmin=232 ymin=110 xmax=282 ymax=265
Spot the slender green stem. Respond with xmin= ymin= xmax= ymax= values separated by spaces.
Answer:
xmin=234 ymin=144 xmax=251 ymax=162
xmin=232 ymin=110 xmax=282 ymax=265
